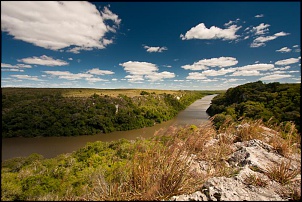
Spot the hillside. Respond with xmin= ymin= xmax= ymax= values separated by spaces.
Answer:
xmin=1 ymin=118 xmax=300 ymax=201
xmin=206 ymin=81 xmax=300 ymax=133
xmin=2 ymin=88 xmax=220 ymax=138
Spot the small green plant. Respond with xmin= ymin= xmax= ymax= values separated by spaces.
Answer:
xmin=249 ymin=165 xmax=263 ymax=173
xmin=244 ymin=173 xmax=268 ymax=187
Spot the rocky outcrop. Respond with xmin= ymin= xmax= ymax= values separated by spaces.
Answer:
xmin=170 ymin=132 xmax=301 ymax=201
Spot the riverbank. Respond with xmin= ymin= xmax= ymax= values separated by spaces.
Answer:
xmin=2 ymin=118 xmax=300 ymax=201
xmin=2 ymin=94 xmax=217 ymax=161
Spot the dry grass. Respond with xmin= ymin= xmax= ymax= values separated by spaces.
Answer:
xmin=63 ymin=118 xmax=300 ymax=201
xmin=76 ymin=123 xmax=217 ymax=201
xmin=266 ymin=160 xmax=300 ymax=185
xmin=267 ymin=121 xmax=301 ymax=157
xmin=233 ymin=119 xmax=266 ymax=142
xmin=61 ymin=89 xmax=181 ymax=98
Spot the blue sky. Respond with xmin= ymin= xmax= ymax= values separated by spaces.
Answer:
xmin=1 ymin=1 xmax=301 ymax=90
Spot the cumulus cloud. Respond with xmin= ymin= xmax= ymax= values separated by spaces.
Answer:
xmin=251 ymin=23 xmax=270 ymax=35
xmin=186 ymin=68 xmax=235 ymax=80
xmin=231 ymin=70 xmax=261 ymax=76
xmin=86 ymin=68 xmax=114 ymax=75
xmin=1 ymin=1 xmax=121 ymax=52
xmin=145 ymin=71 xmax=175 ymax=81
xmin=43 ymin=70 xmax=93 ymax=80
xmin=186 ymin=72 xmax=207 ymax=80
xmin=1 ymin=63 xmax=32 ymax=69
xmin=11 ymin=74 xmax=43 ymax=81
xmin=18 ymin=55 xmax=68 ymax=66
xmin=181 ymin=57 xmax=238 ymax=71
xmin=230 ymin=63 xmax=274 ymax=77
xmin=276 ymin=47 xmax=292 ymax=53
xmin=224 ymin=18 xmax=240 ymax=27
xmin=180 ymin=23 xmax=241 ymax=40
xmin=235 ymin=63 xmax=274 ymax=71
xmin=86 ymin=77 xmax=108 ymax=82
xmin=119 ymin=61 xmax=175 ymax=82
xmin=143 ymin=45 xmax=168 ymax=53
xmin=255 ymin=14 xmax=264 ymax=18
xmin=250 ymin=31 xmax=290 ymax=47
xmin=275 ymin=57 xmax=300 ymax=65
xmin=259 ymin=74 xmax=292 ymax=81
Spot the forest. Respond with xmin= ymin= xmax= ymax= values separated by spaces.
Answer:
xmin=2 ymin=88 xmax=217 ymax=138
xmin=206 ymin=81 xmax=300 ymax=133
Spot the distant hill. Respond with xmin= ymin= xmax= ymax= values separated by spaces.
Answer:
xmin=206 ymin=81 xmax=300 ymax=133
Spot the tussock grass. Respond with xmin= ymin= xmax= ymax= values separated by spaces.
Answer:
xmin=72 ymin=123 xmax=217 ymax=201
xmin=267 ymin=120 xmax=301 ymax=157
xmin=266 ymin=160 xmax=300 ymax=185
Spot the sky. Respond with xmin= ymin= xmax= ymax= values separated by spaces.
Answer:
xmin=1 ymin=1 xmax=301 ymax=90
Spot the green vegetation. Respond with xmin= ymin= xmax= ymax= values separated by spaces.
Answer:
xmin=2 ymin=88 xmax=218 ymax=138
xmin=2 ymin=118 xmax=300 ymax=201
xmin=206 ymin=81 xmax=300 ymax=133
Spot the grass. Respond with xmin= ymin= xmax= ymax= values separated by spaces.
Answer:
xmin=266 ymin=160 xmax=300 ymax=185
xmin=2 ymin=118 xmax=300 ymax=201
xmin=244 ymin=173 xmax=268 ymax=187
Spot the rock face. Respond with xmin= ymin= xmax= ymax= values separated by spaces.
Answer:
xmin=170 ymin=136 xmax=301 ymax=201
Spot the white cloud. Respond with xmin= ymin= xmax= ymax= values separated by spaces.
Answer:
xmin=43 ymin=70 xmax=93 ymax=80
xmin=2 ymin=68 xmax=24 ymax=72
xmin=180 ymin=23 xmax=241 ymax=40
xmin=251 ymin=23 xmax=270 ymax=35
xmin=293 ymin=45 xmax=299 ymax=48
xmin=275 ymin=65 xmax=291 ymax=71
xmin=181 ymin=57 xmax=238 ymax=71
xmin=231 ymin=70 xmax=261 ymax=76
xmin=18 ymin=55 xmax=68 ymax=66
xmin=259 ymin=74 xmax=292 ymax=81
xmin=145 ymin=71 xmax=175 ymax=81
xmin=250 ymin=31 xmax=290 ymax=47
xmin=11 ymin=74 xmax=43 ymax=81
xmin=120 ymin=61 xmax=158 ymax=75
xmin=223 ymin=78 xmax=245 ymax=83
xmin=186 ymin=72 xmax=207 ymax=80
xmin=86 ymin=68 xmax=114 ymax=75
xmin=275 ymin=57 xmax=300 ymax=66
xmin=143 ymin=45 xmax=168 ymax=53
xmin=224 ymin=18 xmax=240 ymax=27
xmin=276 ymin=47 xmax=292 ymax=53
xmin=236 ymin=63 xmax=274 ymax=71
xmin=1 ymin=63 xmax=32 ymax=69
xmin=1 ymin=2 xmax=121 ymax=52
xmin=229 ymin=63 xmax=274 ymax=76
xmin=186 ymin=68 xmax=235 ymax=80
xmin=86 ymin=77 xmax=107 ymax=82
xmin=255 ymin=14 xmax=264 ymax=18
xmin=119 ymin=61 xmax=175 ymax=82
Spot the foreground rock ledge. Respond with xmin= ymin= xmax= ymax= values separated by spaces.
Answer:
xmin=170 ymin=138 xmax=301 ymax=201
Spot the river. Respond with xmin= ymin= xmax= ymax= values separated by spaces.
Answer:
xmin=1 ymin=94 xmax=217 ymax=161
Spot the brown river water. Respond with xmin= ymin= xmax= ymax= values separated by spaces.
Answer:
xmin=1 ymin=94 xmax=217 ymax=161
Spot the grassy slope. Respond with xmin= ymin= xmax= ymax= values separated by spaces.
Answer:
xmin=1 ymin=118 xmax=300 ymax=201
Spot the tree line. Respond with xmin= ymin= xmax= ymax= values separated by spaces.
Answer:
xmin=206 ymin=81 xmax=300 ymax=133
xmin=2 ymin=88 xmax=214 ymax=138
